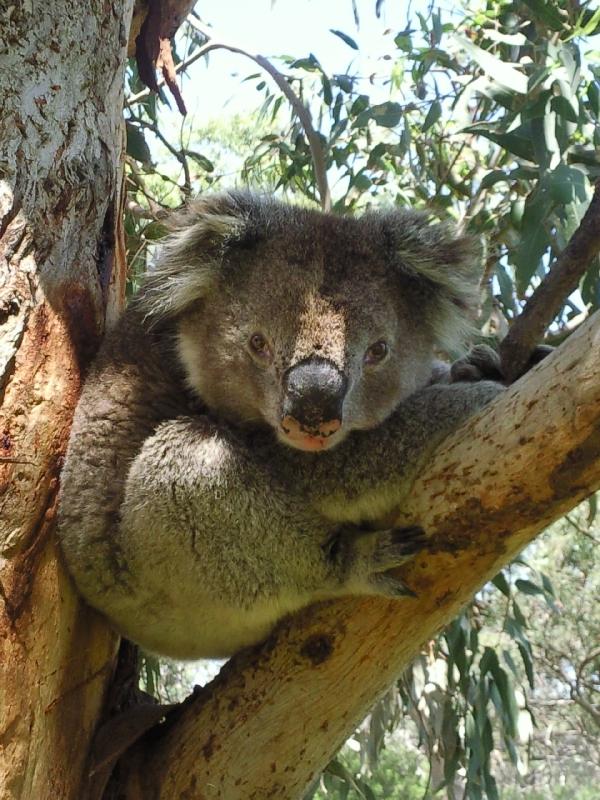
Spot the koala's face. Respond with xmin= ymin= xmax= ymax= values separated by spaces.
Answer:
xmin=142 ymin=192 xmax=479 ymax=452
xmin=178 ymin=266 xmax=434 ymax=451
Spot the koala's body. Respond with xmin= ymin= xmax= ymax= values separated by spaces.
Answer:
xmin=57 ymin=192 xmax=503 ymax=659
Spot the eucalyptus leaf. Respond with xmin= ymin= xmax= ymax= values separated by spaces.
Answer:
xmin=330 ymin=29 xmax=359 ymax=50
xmin=453 ymin=34 xmax=527 ymax=94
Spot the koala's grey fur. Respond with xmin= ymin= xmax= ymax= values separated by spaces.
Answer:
xmin=57 ymin=191 xmax=503 ymax=660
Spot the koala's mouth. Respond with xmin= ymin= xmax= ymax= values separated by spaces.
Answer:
xmin=279 ymin=430 xmax=341 ymax=452
xmin=278 ymin=415 xmax=344 ymax=452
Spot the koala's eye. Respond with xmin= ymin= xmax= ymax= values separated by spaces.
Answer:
xmin=364 ymin=340 xmax=388 ymax=365
xmin=249 ymin=332 xmax=272 ymax=361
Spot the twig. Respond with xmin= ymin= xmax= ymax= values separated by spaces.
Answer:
xmin=499 ymin=181 xmax=600 ymax=382
xmin=134 ymin=117 xmax=192 ymax=197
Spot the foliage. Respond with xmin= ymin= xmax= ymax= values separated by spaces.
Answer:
xmin=126 ymin=1 xmax=600 ymax=798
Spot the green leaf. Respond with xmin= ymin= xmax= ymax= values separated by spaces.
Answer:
xmin=491 ymin=571 xmax=511 ymax=597
xmin=422 ymin=99 xmax=442 ymax=131
xmin=548 ymin=164 xmax=588 ymax=205
xmin=464 ymin=122 xmax=536 ymax=162
xmin=512 ymin=598 xmax=527 ymax=628
xmin=540 ymin=572 xmax=555 ymax=598
xmin=523 ymin=0 xmax=565 ymax=31
xmin=186 ymin=151 xmax=214 ymax=172
xmin=518 ymin=641 xmax=535 ymax=688
xmin=290 ymin=54 xmax=320 ymax=71
xmin=334 ymin=74 xmax=354 ymax=93
xmin=453 ymin=34 xmax=527 ymax=94
xmin=330 ymin=29 xmax=359 ymax=50
xmin=480 ymin=647 xmax=499 ymax=676
xmin=394 ymin=32 xmax=413 ymax=52
xmin=502 ymin=649 xmax=519 ymax=677
xmin=515 ymin=578 xmax=544 ymax=596
xmin=512 ymin=180 xmax=553 ymax=291
xmin=369 ymin=101 xmax=402 ymax=128
xmin=480 ymin=170 xmax=510 ymax=190
xmin=496 ymin=263 xmax=516 ymax=311
xmin=550 ymin=95 xmax=578 ymax=123
xmin=587 ymin=81 xmax=600 ymax=117
xmin=586 ymin=493 xmax=598 ymax=525
xmin=125 ymin=122 xmax=151 ymax=164
xmin=350 ymin=94 xmax=370 ymax=118
xmin=350 ymin=172 xmax=372 ymax=191
xmin=321 ymin=74 xmax=333 ymax=106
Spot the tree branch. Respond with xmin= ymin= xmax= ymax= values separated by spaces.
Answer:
xmin=122 ymin=311 xmax=600 ymax=799
xmin=500 ymin=181 xmax=600 ymax=382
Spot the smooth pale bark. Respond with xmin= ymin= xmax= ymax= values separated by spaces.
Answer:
xmin=0 ymin=2 xmax=133 ymax=798
xmin=122 ymin=311 xmax=600 ymax=800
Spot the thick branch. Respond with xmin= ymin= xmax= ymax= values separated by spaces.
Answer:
xmin=500 ymin=181 xmax=600 ymax=381
xmin=123 ymin=312 xmax=600 ymax=799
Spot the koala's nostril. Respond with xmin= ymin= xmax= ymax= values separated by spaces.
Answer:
xmin=282 ymin=357 xmax=348 ymax=433
xmin=318 ymin=418 xmax=341 ymax=437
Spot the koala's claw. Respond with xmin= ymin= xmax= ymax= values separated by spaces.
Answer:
xmin=368 ymin=525 xmax=425 ymax=599
xmin=370 ymin=572 xmax=418 ymax=598
xmin=371 ymin=525 xmax=427 ymax=570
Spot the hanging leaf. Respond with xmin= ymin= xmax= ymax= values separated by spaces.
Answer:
xmin=491 ymin=572 xmax=511 ymax=597
xmin=422 ymin=99 xmax=442 ymax=131
xmin=453 ymin=34 xmax=527 ymax=94
xmin=515 ymin=578 xmax=544 ymax=596
xmin=126 ymin=122 xmax=152 ymax=164
xmin=330 ymin=29 xmax=359 ymax=50
xmin=369 ymin=101 xmax=402 ymax=128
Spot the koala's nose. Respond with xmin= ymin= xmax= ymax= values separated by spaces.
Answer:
xmin=281 ymin=357 xmax=347 ymax=436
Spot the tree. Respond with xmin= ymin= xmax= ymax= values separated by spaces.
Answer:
xmin=1 ymin=2 xmax=599 ymax=799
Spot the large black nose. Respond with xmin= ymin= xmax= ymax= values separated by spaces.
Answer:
xmin=281 ymin=357 xmax=348 ymax=435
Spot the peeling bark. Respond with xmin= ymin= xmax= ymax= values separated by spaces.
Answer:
xmin=0 ymin=2 xmax=133 ymax=797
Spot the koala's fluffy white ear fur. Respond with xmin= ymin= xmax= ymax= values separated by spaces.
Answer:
xmin=136 ymin=192 xmax=250 ymax=325
xmin=372 ymin=209 xmax=484 ymax=353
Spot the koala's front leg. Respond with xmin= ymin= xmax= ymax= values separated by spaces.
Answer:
xmin=120 ymin=416 xmax=426 ymax=613
xmin=283 ymin=380 xmax=506 ymax=525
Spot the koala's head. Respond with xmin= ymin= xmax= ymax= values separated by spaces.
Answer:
xmin=138 ymin=192 xmax=482 ymax=452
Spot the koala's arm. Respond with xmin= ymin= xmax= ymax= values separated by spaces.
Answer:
xmin=285 ymin=380 xmax=505 ymax=524
xmin=118 ymin=416 xmax=425 ymax=606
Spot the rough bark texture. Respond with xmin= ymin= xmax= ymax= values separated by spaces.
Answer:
xmin=0 ymin=2 xmax=133 ymax=798
xmin=121 ymin=311 xmax=600 ymax=800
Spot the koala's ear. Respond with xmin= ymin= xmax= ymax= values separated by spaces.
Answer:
xmin=135 ymin=191 xmax=256 ymax=326
xmin=376 ymin=210 xmax=484 ymax=351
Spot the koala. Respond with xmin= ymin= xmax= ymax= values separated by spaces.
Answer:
xmin=57 ymin=191 xmax=504 ymax=660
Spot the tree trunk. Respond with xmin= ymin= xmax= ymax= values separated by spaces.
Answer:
xmin=0 ymin=2 xmax=133 ymax=797
xmin=120 ymin=312 xmax=600 ymax=800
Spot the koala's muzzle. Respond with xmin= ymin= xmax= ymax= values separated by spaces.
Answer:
xmin=280 ymin=357 xmax=347 ymax=444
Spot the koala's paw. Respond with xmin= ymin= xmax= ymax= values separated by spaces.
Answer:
xmin=450 ymin=344 xmax=503 ymax=384
xmin=329 ymin=525 xmax=426 ymax=599
xmin=526 ymin=344 xmax=554 ymax=369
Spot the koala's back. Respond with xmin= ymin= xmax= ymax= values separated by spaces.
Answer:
xmin=57 ymin=312 xmax=185 ymax=607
